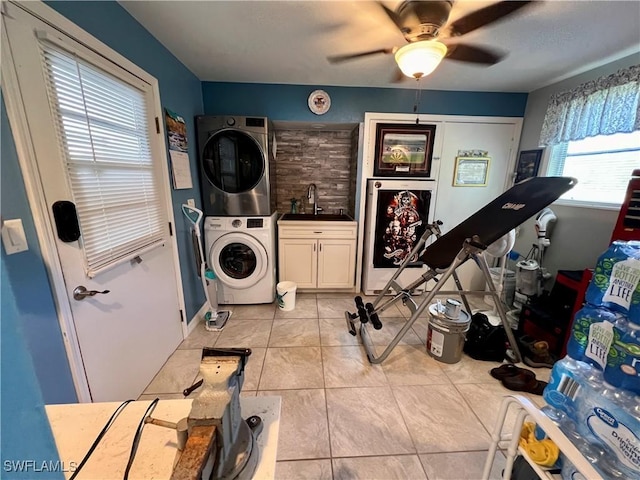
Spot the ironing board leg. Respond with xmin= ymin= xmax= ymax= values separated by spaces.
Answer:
xmin=361 ymin=254 xmax=466 ymax=364
xmin=451 ymin=270 xmax=473 ymax=315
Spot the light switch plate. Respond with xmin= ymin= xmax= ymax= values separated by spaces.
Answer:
xmin=187 ymin=199 xmax=196 ymax=208
xmin=2 ymin=219 xmax=28 ymax=255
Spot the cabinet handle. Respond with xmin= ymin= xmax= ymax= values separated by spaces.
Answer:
xmin=314 ymin=243 xmax=316 ymax=252
xmin=319 ymin=243 xmax=322 ymax=252
xmin=313 ymin=231 xmax=323 ymax=234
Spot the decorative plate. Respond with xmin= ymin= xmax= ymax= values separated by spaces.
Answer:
xmin=308 ymin=90 xmax=331 ymax=115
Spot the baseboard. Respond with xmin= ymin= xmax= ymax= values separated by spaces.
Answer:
xmin=187 ymin=303 xmax=208 ymax=337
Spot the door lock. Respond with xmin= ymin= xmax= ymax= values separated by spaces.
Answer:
xmin=73 ymin=286 xmax=110 ymax=301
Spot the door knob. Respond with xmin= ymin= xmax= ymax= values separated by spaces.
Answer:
xmin=73 ymin=286 xmax=110 ymax=301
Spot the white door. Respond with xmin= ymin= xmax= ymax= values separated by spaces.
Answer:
xmin=3 ymin=4 xmax=184 ymax=401
xmin=435 ymin=121 xmax=520 ymax=290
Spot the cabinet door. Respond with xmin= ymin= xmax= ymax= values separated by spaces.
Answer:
xmin=279 ymin=239 xmax=317 ymax=288
xmin=317 ymin=239 xmax=356 ymax=288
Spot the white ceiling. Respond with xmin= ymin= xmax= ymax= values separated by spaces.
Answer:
xmin=120 ymin=1 xmax=640 ymax=93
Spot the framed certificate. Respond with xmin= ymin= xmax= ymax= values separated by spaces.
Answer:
xmin=453 ymin=156 xmax=490 ymax=186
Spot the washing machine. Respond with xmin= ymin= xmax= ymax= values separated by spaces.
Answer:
xmin=196 ymin=115 xmax=276 ymax=216
xmin=204 ymin=213 xmax=277 ymax=304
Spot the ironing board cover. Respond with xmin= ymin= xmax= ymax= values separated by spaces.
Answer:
xmin=421 ymin=176 xmax=576 ymax=270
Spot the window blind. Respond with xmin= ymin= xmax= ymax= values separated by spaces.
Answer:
xmin=40 ymin=43 xmax=166 ymax=277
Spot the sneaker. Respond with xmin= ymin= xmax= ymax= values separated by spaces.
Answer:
xmin=522 ymin=339 xmax=557 ymax=368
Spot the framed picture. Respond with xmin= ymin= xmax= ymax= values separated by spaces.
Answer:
xmin=514 ymin=149 xmax=543 ymax=184
xmin=453 ymin=156 xmax=490 ymax=187
xmin=374 ymin=123 xmax=436 ymax=177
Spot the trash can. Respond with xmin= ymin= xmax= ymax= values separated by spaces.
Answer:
xmin=484 ymin=267 xmax=516 ymax=308
xmin=426 ymin=301 xmax=471 ymax=364
xmin=276 ymin=281 xmax=297 ymax=311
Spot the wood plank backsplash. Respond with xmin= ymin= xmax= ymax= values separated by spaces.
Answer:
xmin=274 ymin=129 xmax=358 ymax=216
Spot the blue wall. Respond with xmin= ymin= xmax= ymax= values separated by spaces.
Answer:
xmin=1 ymin=255 xmax=63 ymax=479
xmin=1 ymin=96 xmax=77 ymax=404
xmin=202 ymin=82 xmax=528 ymax=120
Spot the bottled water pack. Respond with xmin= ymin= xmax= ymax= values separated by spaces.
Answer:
xmin=544 ymin=357 xmax=640 ymax=479
xmin=585 ymin=240 xmax=640 ymax=322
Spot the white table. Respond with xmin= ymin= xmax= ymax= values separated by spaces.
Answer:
xmin=46 ymin=396 xmax=281 ymax=479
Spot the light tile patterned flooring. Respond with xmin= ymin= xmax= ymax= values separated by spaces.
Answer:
xmin=141 ymin=293 xmax=551 ymax=479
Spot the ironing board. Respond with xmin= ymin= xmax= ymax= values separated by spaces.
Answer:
xmin=345 ymin=176 xmax=577 ymax=364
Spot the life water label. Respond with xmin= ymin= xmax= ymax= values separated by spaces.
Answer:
xmin=587 ymin=408 xmax=640 ymax=471
xmin=585 ymin=321 xmax=614 ymax=370
xmin=603 ymin=259 xmax=640 ymax=312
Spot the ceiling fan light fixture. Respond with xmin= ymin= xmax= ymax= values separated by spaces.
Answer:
xmin=394 ymin=41 xmax=447 ymax=79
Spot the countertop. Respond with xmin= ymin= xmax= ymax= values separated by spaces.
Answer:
xmin=45 ymin=396 xmax=281 ymax=479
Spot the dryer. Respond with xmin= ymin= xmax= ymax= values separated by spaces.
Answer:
xmin=204 ymin=213 xmax=276 ymax=305
xmin=197 ymin=115 xmax=276 ymax=216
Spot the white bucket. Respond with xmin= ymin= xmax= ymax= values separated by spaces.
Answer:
xmin=276 ymin=281 xmax=297 ymax=311
xmin=427 ymin=302 xmax=471 ymax=364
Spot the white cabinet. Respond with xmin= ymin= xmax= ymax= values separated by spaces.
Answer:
xmin=278 ymin=220 xmax=357 ymax=290
xmin=279 ymin=238 xmax=317 ymax=288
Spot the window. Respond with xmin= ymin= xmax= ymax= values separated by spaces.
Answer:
xmin=546 ymin=131 xmax=640 ymax=207
xmin=539 ymin=65 xmax=639 ymax=207
xmin=41 ymin=42 xmax=166 ymax=276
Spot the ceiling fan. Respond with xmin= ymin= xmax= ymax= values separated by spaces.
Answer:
xmin=327 ymin=1 xmax=535 ymax=81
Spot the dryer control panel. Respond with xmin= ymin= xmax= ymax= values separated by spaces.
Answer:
xmin=247 ymin=218 xmax=264 ymax=229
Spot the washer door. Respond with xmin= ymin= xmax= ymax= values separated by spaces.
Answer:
xmin=201 ymin=128 xmax=265 ymax=194
xmin=209 ymin=232 xmax=268 ymax=289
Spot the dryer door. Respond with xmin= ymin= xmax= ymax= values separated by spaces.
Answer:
xmin=201 ymin=128 xmax=265 ymax=194
xmin=209 ymin=232 xmax=268 ymax=289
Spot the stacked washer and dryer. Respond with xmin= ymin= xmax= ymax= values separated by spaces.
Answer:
xmin=197 ymin=116 xmax=277 ymax=304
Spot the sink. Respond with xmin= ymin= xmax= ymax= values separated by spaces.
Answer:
xmin=280 ymin=213 xmax=353 ymax=221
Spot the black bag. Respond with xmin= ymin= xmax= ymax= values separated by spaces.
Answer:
xmin=463 ymin=312 xmax=507 ymax=362
xmin=508 ymin=456 xmax=543 ymax=480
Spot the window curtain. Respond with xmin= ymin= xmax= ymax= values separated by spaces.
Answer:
xmin=539 ymin=65 xmax=640 ymax=146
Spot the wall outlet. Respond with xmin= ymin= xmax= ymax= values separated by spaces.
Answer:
xmin=187 ymin=199 xmax=196 ymax=208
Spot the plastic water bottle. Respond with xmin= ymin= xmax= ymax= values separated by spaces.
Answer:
xmin=560 ymin=458 xmax=588 ymax=480
xmin=585 ymin=241 xmax=640 ymax=322
xmin=566 ymin=305 xmax=622 ymax=370
xmin=545 ymin=363 xmax=640 ymax=478
xmin=572 ymin=372 xmax=640 ymax=478
xmin=604 ymin=319 xmax=640 ymax=395
xmin=539 ymin=403 xmax=604 ymax=470
xmin=544 ymin=356 xmax=591 ymax=421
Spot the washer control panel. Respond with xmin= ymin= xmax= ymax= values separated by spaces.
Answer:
xmin=246 ymin=219 xmax=264 ymax=229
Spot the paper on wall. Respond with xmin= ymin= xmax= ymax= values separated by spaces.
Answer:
xmin=165 ymin=108 xmax=193 ymax=190
xmin=169 ymin=150 xmax=193 ymax=189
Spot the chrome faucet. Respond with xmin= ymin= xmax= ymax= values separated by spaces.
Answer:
xmin=307 ymin=183 xmax=323 ymax=215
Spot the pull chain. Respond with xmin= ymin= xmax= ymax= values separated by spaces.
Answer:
xmin=413 ymin=78 xmax=423 ymax=124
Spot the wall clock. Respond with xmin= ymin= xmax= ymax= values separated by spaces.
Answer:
xmin=308 ymin=90 xmax=331 ymax=115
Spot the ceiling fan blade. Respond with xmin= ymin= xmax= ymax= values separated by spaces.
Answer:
xmin=449 ymin=1 xmax=535 ymax=37
xmin=327 ymin=48 xmax=394 ymax=64
xmin=445 ymin=44 xmax=504 ymax=65
xmin=378 ymin=2 xmax=406 ymax=34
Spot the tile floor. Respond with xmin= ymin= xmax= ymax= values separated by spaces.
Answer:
xmin=141 ymin=293 xmax=551 ymax=480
